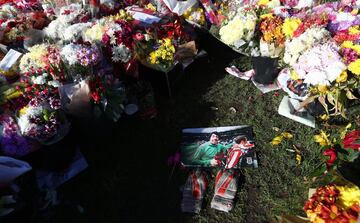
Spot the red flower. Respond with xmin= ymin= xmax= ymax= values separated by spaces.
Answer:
xmin=134 ymin=32 xmax=144 ymax=41
xmin=323 ymin=148 xmax=337 ymax=168
xmin=91 ymin=92 xmax=101 ymax=103
xmin=343 ymin=130 xmax=360 ymax=150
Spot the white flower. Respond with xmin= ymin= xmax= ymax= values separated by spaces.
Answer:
xmin=284 ymin=27 xmax=330 ymax=65
xmin=111 ymin=44 xmax=131 ymax=63
xmin=303 ymin=70 xmax=329 ymax=86
xmin=58 ymin=4 xmax=83 ymax=24
xmin=294 ymin=0 xmax=313 ymax=9
xmin=335 ymin=12 xmax=355 ymax=22
xmin=44 ymin=20 xmax=69 ymax=40
xmin=18 ymin=106 xmax=44 ymax=135
xmin=325 ymin=61 xmax=347 ymax=83
xmin=219 ymin=9 xmax=257 ymax=47
xmin=63 ymin=22 xmax=92 ymax=41
xmin=60 ymin=43 xmax=81 ymax=66
xmin=48 ymin=80 xmax=61 ymax=88
xmin=31 ymin=73 xmax=48 ymax=85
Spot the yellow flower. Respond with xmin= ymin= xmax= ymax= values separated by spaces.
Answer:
xmin=317 ymin=85 xmax=329 ymax=94
xmin=351 ymin=9 xmax=359 ymax=15
xmin=282 ymin=18 xmax=301 ymax=38
xmin=349 ymin=26 xmax=360 ymax=35
xmin=258 ymin=0 xmax=269 ymax=5
xmin=348 ymin=59 xmax=360 ymax=75
xmin=337 ymin=185 xmax=360 ymax=208
xmin=271 ymin=135 xmax=283 ymax=145
xmin=260 ymin=13 xmax=274 ymax=19
xmin=341 ymin=41 xmax=353 ymax=49
xmin=19 ymin=106 xmax=29 ymax=116
xmin=145 ymin=3 xmax=156 ymax=11
xmin=314 ymin=131 xmax=331 ymax=146
xmin=336 ymin=70 xmax=348 ymax=83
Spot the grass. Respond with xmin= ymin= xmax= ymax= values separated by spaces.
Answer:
xmin=6 ymin=32 xmax=360 ymax=223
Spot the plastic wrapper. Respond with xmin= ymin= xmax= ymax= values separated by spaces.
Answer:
xmin=36 ymin=149 xmax=88 ymax=190
xmin=181 ymin=169 xmax=207 ymax=213
xmin=59 ymin=80 xmax=92 ymax=118
xmin=161 ymin=0 xmax=197 ymax=16
xmin=0 ymin=156 xmax=32 ymax=187
xmin=210 ymin=169 xmax=239 ymax=212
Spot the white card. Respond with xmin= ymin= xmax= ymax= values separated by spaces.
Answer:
xmin=0 ymin=49 xmax=22 ymax=71
xmin=278 ymin=96 xmax=316 ymax=128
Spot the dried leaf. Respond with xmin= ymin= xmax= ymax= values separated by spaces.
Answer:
xmin=346 ymin=90 xmax=358 ymax=100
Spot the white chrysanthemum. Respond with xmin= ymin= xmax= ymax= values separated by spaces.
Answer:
xmin=284 ymin=27 xmax=330 ymax=65
xmin=58 ymin=3 xmax=83 ymax=24
xmin=112 ymin=44 xmax=131 ymax=63
xmin=294 ymin=0 xmax=313 ymax=9
xmin=63 ymin=22 xmax=92 ymax=41
xmin=335 ymin=12 xmax=355 ymax=22
xmin=219 ymin=9 xmax=256 ymax=48
xmin=60 ymin=43 xmax=81 ymax=66
xmin=44 ymin=20 xmax=69 ymax=40
xmin=304 ymin=70 xmax=329 ymax=86
xmin=48 ymin=80 xmax=60 ymax=88
xmin=18 ymin=106 xmax=43 ymax=135
xmin=31 ymin=73 xmax=48 ymax=85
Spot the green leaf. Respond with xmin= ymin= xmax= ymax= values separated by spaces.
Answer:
xmin=43 ymin=109 xmax=50 ymax=121
xmin=310 ymin=163 xmax=327 ymax=178
xmin=343 ymin=149 xmax=360 ymax=162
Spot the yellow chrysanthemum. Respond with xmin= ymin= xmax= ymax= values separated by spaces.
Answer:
xmin=348 ymin=59 xmax=360 ymax=75
xmin=258 ymin=0 xmax=270 ymax=5
xmin=342 ymin=41 xmax=353 ymax=49
xmin=337 ymin=185 xmax=360 ymax=208
xmin=314 ymin=131 xmax=331 ymax=146
xmin=341 ymin=41 xmax=360 ymax=54
xmin=282 ymin=18 xmax=302 ymax=38
xmin=336 ymin=70 xmax=348 ymax=83
xmin=260 ymin=13 xmax=274 ymax=19
xmin=349 ymin=26 xmax=360 ymax=35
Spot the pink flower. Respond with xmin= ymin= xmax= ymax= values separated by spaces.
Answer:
xmin=134 ymin=33 xmax=144 ymax=41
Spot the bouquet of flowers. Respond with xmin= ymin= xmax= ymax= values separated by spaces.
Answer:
xmin=304 ymin=183 xmax=360 ymax=223
xmin=17 ymin=92 xmax=69 ymax=144
xmin=60 ymin=43 xmax=101 ymax=80
xmin=217 ymin=6 xmax=258 ymax=55
xmin=283 ymin=26 xmax=330 ymax=66
xmin=44 ymin=3 xmax=90 ymax=41
xmin=88 ymin=74 xmax=126 ymax=122
xmin=312 ymin=126 xmax=359 ymax=175
xmin=134 ymin=16 xmax=196 ymax=72
xmin=258 ymin=13 xmax=285 ymax=57
xmin=100 ymin=19 xmax=134 ymax=64
xmin=19 ymin=43 xmax=64 ymax=79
